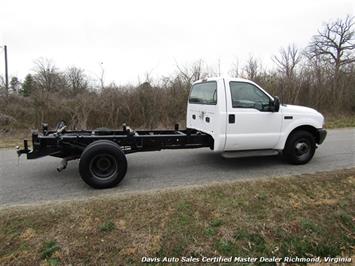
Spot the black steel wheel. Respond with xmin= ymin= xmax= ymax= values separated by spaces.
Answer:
xmin=283 ymin=130 xmax=316 ymax=165
xmin=79 ymin=140 xmax=127 ymax=188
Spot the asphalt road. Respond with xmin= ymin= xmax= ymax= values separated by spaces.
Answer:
xmin=0 ymin=128 xmax=354 ymax=207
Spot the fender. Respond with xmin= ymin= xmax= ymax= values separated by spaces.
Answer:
xmin=275 ymin=117 xmax=323 ymax=150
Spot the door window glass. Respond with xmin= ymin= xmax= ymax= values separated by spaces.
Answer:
xmin=229 ymin=82 xmax=271 ymax=111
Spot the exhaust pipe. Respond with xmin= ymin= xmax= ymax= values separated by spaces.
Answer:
xmin=57 ymin=159 xmax=68 ymax=172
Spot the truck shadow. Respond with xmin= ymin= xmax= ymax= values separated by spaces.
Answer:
xmin=126 ymin=149 xmax=290 ymax=183
xmin=198 ymin=152 xmax=287 ymax=168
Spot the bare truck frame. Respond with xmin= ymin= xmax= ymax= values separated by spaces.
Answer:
xmin=17 ymin=122 xmax=213 ymax=188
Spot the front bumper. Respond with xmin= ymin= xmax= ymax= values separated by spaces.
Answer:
xmin=317 ymin=128 xmax=327 ymax=144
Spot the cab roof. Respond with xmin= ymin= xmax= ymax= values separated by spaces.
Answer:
xmin=193 ymin=77 xmax=253 ymax=84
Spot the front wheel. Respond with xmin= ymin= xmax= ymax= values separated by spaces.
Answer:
xmin=79 ymin=140 xmax=127 ymax=189
xmin=283 ymin=130 xmax=316 ymax=165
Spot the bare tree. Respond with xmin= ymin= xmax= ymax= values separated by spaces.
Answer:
xmin=70 ymin=91 xmax=96 ymax=129
xmin=307 ymin=15 xmax=355 ymax=107
xmin=229 ymin=59 xmax=240 ymax=78
xmin=176 ymin=59 xmax=209 ymax=84
xmin=0 ymin=75 xmax=6 ymax=95
xmin=272 ymin=44 xmax=303 ymax=103
xmin=242 ymin=56 xmax=261 ymax=81
xmin=273 ymin=44 xmax=301 ymax=78
xmin=99 ymin=62 xmax=105 ymax=89
xmin=65 ymin=67 xmax=88 ymax=95
xmin=307 ymin=15 xmax=355 ymax=74
xmin=33 ymin=58 xmax=66 ymax=93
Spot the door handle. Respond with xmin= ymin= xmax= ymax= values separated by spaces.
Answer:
xmin=229 ymin=114 xmax=235 ymax=124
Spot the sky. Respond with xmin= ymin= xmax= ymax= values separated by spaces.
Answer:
xmin=0 ymin=0 xmax=354 ymax=85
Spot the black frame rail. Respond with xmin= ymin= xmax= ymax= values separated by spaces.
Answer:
xmin=17 ymin=124 xmax=214 ymax=160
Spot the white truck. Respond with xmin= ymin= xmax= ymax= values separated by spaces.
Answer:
xmin=18 ymin=77 xmax=327 ymax=188
xmin=187 ymin=77 xmax=327 ymax=164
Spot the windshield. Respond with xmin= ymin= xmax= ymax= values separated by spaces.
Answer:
xmin=189 ymin=81 xmax=217 ymax=105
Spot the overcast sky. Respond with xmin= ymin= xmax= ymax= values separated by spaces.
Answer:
xmin=0 ymin=0 xmax=354 ymax=85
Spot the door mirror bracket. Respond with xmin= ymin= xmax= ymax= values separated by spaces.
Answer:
xmin=271 ymin=96 xmax=280 ymax=112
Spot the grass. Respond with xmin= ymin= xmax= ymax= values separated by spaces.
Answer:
xmin=41 ymin=240 xmax=60 ymax=259
xmin=0 ymin=132 xmax=31 ymax=149
xmin=325 ymin=114 xmax=355 ymax=128
xmin=0 ymin=136 xmax=26 ymax=149
xmin=0 ymin=168 xmax=354 ymax=265
xmin=99 ymin=221 xmax=116 ymax=232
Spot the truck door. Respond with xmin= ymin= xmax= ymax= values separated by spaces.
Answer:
xmin=224 ymin=80 xmax=282 ymax=151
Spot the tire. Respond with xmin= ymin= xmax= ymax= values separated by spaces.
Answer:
xmin=79 ymin=140 xmax=127 ymax=189
xmin=283 ymin=130 xmax=316 ymax=165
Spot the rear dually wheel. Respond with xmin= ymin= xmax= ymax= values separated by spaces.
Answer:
xmin=79 ymin=140 xmax=127 ymax=189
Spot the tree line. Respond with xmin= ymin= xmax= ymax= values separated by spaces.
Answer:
xmin=0 ymin=15 xmax=354 ymax=132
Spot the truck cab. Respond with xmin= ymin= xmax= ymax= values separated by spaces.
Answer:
xmin=187 ymin=77 xmax=327 ymax=164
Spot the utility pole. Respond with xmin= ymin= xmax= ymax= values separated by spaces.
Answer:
xmin=4 ymin=45 xmax=8 ymax=94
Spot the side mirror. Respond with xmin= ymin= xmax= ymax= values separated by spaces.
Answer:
xmin=272 ymin=96 xmax=280 ymax=112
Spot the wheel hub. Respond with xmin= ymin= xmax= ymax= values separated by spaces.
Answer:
xmin=97 ymin=157 xmax=111 ymax=171
xmin=295 ymin=141 xmax=309 ymax=155
xmin=89 ymin=154 xmax=118 ymax=180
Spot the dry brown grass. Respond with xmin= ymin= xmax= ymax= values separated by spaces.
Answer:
xmin=0 ymin=130 xmax=31 ymax=149
xmin=0 ymin=168 xmax=354 ymax=265
xmin=325 ymin=114 xmax=355 ymax=129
